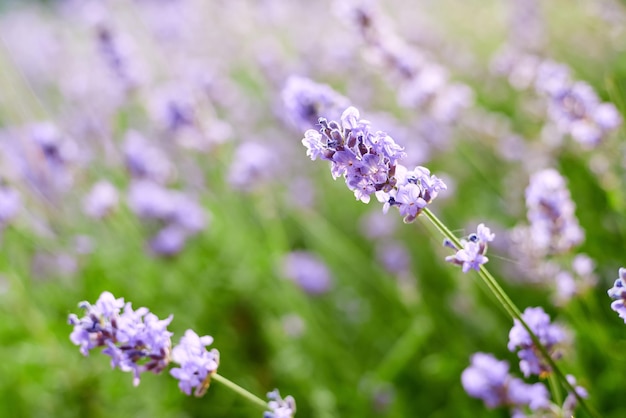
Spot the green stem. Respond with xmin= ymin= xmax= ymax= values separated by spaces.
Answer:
xmin=212 ymin=373 xmax=268 ymax=411
xmin=421 ymin=208 xmax=598 ymax=418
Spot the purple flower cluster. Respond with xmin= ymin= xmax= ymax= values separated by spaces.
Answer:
xmin=508 ymin=307 xmax=566 ymax=377
xmin=607 ymin=267 xmax=626 ymax=322
xmin=68 ymin=291 xmax=173 ymax=386
xmin=492 ymin=50 xmax=621 ymax=147
xmin=461 ymin=352 xmax=549 ymax=414
xmin=302 ymin=106 xmax=446 ymax=222
xmin=340 ymin=2 xmax=473 ymax=123
xmin=264 ymin=389 xmax=297 ymax=418
xmin=169 ymin=330 xmax=220 ymax=397
xmin=127 ymin=180 xmax=208 ymax=256
xmin=281 ymin=75 xmax=350 ymax=131
xmin=69 ymin=292 xmax=222 ymax=396
xmin=525 ymin=169 xmax=584 ymax=254
xmin=444 ymin=223 xmax=495 ymax=273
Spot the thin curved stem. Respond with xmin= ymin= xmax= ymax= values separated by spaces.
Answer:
xmin=421 ymin=208 xmax=598 ymax=418
xmin=212 ymin=373 xmax=268 ymax=411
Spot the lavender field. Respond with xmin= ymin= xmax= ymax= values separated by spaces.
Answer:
xmin=1 ymin=0 xmax=626 ymax=417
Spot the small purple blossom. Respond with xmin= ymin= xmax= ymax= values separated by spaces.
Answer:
xmin=508 ymin=307 xmax=565 ymax=377
xmin=169 ymin=329 xmax=220 ymax=397
xmin=281 ymin=75 xmax=350 ymax=130
xmin=82 ymin=180 xmax=119 ymax=218
xmin=68 ymin=291 xmax=173 ymax=386
xmin=282 ymin=251 xmax=333 ymax=295
xmin=445 ymin=223 xmax=495 ymax=273
xmin=264 ymin=389 xmax=297 ymax=418
xmin=607 ymin=267 xmax=626 ymax=322
xmin=461 ymin=352 xmax=549 ymax=412
xmin=525 ymin=169 xmax=584 ymax=254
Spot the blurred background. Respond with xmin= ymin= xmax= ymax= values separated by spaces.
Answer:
xmin=1 ymin=0 xmax=626 ymax=416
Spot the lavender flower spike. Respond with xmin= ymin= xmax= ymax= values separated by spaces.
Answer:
xmin=461 ymin=352 xmax=549 ymax=412
xmin=607 ymin=267 xmax=626 ymax=323
xmin=445 ymin=223 xmax=495 ymax=273
xmin=170 ymin=329 xmax=220 ymax=397
xmin=68 ymin=291 xmax=173 ymax=386
xmin=508 ymin=307 xmax=565 ymax=377
xmin=264 ymin=389 xmax=297 ymax=418
xmin=302 ymin=106 xmax=445 ymax=220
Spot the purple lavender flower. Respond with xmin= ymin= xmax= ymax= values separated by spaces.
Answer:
xmin=461 ymin=352 xmax=549 ymax=412
xmin=82 ymin=180 xmax=119 ymax=219
xmin=123 ymin=131 xmax=173 ymax=184
xmin=282 ymin=251 xmax=333 ymax=295
xmin=0 ymin=185 xmax=21 ymax=227
xmin=560 ymin=374 xmax=588 ymax=416
xmin=445 ymin=223 xmax=495 ymax=273
xmin=525 ymin=169 xmax=584 ymax=254
xmin=169 ymin=329 xmax=220 ymax=397
xmin=508 ymin=307 xmax=565 ymax=377
xmin=68 ymin=291 xmax=173 ymax=386
xmin=301 ymin=106 xmax=445 ymax=220
xmin=607 ymin=267 xmax=626 ymax=322
xmin=264 ymin=389 xmax=297 ymax=418
xmin=281 ymin=75 xmax=350 ymax=130
xmin=227 ymin=142 xmax=278 ymax=191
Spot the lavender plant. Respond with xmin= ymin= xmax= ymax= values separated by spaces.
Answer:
xmin=68 ymin=292 xmax=296 ymax=417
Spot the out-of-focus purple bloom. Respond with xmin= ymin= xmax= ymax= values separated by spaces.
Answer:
xmin=508 ymin=307 xmax=565 ymax=377
xmin=562 ymin=375 xmax=588 ymax=416
xmin=281 ymin=75 xmax=350 ymax=130
xmin=123 ymin=131 xmax=173 ymax=184
xmin=608 ymin=267 xmax=626 ymax=322
xmin=264 ymin=389 xmax=297 ymax=418
xmin=127 ymin=180 xmax=208 ymax=257
xmin=95 ymin=23 xmax=141 ymax=93
xmin=525 ymin=169 xmax=584 ymax=254
xmin=554 ymin=254 xmax=597 ymax=305
xmin=461 ymin=352 xmax=549 ymax=411
xmin=0 ymin=185 xmax=21 ymax=227
xmin=227 ymin=142 xmax=278 ymax=191
xmin=360 ymin=210 xmax=397 ymax=239
xmin=170 ymin=329 xmax=220 ymax=397
xmin=149 ymin=225 xmax=188 ymax=257
xmin=445 ymin=223 xmax=495 ymax=273
xmin=68 ymin=291 xmax=173 ymax=386
xmin=376 ymin=241 xmax=411 ymax=275
xmin=82 ymin=180 xmax=119 ymax=218
xmin=282 ymin=251 xmax=333 ymax=295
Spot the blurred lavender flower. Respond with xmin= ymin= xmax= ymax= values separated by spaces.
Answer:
xmin=127 ymin=180 xmax=208 ymax=257
xmin=445 ymin=223 xmax=495 ymax=273
xmin=607 ymin=267 xmax=626 ymax=322
xmin=228 ymin=142 xmax=279 ymax=191
xmin=302 ymin=106 xmax=445 ymax=221
xmin=170 ymin=329 xmax=220 ymax=397
xmin=525 ymin=169 xmax=584 ymax=254
xmin=282 ymin=251 xmax=333 ymax=295
xmin=264 ymin=389 xmax=297 ymax=418
xmin=508 ymin=307 xmax=565 ymax=377
xmin=281 ymin=75 xmax=350 ymax=130
xmin=94 ymin=23 xmax=141 ymax=93
xmin=554 ymin=254 xmax=598 ymax=305
xmin=0 ymin=185 xmax=21 ymax=227
xmin=562 ymin=375 xmax=588 ymax=416
xmin=461 ymin=352 xmax=549 ymax=412
xmin=82 ymin=180 xmax=119 ymax=218
xmin=492 ymin=50 xmax=621 ymax=147
xmin=376 ymin=240 xmax=411 ymax=276
xmin=123 ymin=131 xmax=173 ymax=184
xmin=68 ymin=291 xmax=173 ymax=386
